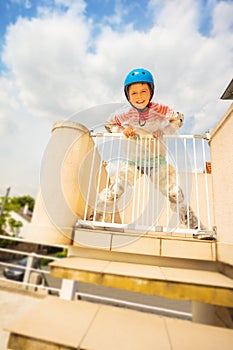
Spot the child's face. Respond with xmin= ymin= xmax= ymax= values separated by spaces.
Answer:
xmin=128 ymin=83 xmax=151 ymax=109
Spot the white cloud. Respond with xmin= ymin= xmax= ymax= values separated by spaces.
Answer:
xmin=212 ymin=1 xmax=233 ymax=36
xmin=2 ymin=11 xmax=92 ymax=117
xmin=0 ymin=0 xmax=232 ymax=196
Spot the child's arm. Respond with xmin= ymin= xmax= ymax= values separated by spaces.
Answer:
xmin=149 ymin=101 xmax=184 ymax=137
xmin=105 ymin=116 xmax=124 ymax=133
xmin=105 ymin=111 xmax=135 ymax=137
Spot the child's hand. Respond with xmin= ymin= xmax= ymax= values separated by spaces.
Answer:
xmin=152 ymin=130 xmax=164 ymax=139
xmin=123 ymin=127 xmax=135 ymax=138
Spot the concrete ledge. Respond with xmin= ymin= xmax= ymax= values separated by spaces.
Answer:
xmin=50 ymin=256 xmax=233 ymax=307
xmin=5 ymin=298 xmax=233 ymax=350
xmin=73 ymin=229 xmax=216 ymax=261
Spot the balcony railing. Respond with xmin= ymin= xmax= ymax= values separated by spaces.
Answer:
xmin=0 ymin=234 xmax=193 ymax=318
xmin=78 ymin=132 xmax=215 ymax=237
xmin=0 ymin=234 xmax=63 ymax=294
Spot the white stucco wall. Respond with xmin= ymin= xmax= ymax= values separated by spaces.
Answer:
xmin=25 ymin=121 xmax=107 ymax=245
xmin=210 ymin=103 xmax=233 ymax=265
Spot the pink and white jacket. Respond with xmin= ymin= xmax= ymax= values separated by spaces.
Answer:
xmin=105 ymin=102 xmax=182 ymax=135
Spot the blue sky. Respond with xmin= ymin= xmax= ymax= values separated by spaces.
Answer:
xmin=0 ymin=0 xmax=224 ymax=66
xmin=0 ymin=1 xmax=154 ymax=34
xmin=0 ymin=0 xmax=218 ymax=45
xmin=0 ymin=0 xmax=153 ymax=36
xmin=0 ymin=0 xmax=232 ymax=196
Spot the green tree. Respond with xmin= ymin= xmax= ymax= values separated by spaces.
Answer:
xmin=0 ymin=213 xmax=14 ymax=248
xmin=0 ymin=194 xmax=34 ymax=246
xmin=8 ymin=218 xmax=23 ymax=234
xmin=9 ymin=195 xmax=35 ymax=212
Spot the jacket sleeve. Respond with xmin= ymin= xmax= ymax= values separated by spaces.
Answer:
xmin=151 ymin=102 xmax=174 ymax=119
xmin=105 ymin=114 xmax=124 ymax=133
xmin=150 ymin=103 xmax=184 ymax=134
xmin=105 ymin=106 xmax=133 ymax=133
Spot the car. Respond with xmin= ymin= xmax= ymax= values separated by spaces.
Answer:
xmin=3 ymin=256 xmax=41 ymax=282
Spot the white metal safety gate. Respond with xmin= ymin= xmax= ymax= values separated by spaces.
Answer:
xmin=78 ymin=132 xmax=215 ymax=237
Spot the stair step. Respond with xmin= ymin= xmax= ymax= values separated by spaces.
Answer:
xmin=5 ymin=297 xmax=233 ymax=350
xmin=50 ymin=256 xmax=233 ymax=307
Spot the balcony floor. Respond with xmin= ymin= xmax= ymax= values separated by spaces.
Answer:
xmin=0 ymin=288 xmax=45 ymax=349
xmin=3 ymin=290 xmax=233 ymax=350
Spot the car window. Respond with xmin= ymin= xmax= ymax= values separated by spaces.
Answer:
xmin=19 ymin=257 xmax=28 ymax=266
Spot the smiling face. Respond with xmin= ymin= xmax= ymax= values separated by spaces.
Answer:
xmin=128 ymin=82 xmax=151 ymax=109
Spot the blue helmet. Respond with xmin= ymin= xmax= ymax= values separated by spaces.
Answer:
xmin=124 ymin=68 xmax=155 ymax=101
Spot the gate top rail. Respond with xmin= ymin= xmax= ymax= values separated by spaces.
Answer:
xmin=90 ymin=131 xmax=210 ymax=140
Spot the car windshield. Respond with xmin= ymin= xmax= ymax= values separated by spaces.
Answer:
xmin=18 ymin=256 xmax=41 ymax=267
xmin=19 ymin=257 xmax=28 ymax=266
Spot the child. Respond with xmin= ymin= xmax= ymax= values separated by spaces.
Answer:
xmin=105 ymin=68 xmax=183 ymax=138
xmin=104 ymin=68 xmax=201 ymax=230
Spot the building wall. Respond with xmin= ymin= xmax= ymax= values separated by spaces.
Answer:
xmin=210 ymin=103 xmax=233 ymax=265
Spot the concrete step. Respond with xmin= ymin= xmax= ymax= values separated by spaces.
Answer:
xmin=50 ymin=255 xmax=233 ymax=307
xmin=5 ymin=297 xmax=233 ymax=350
